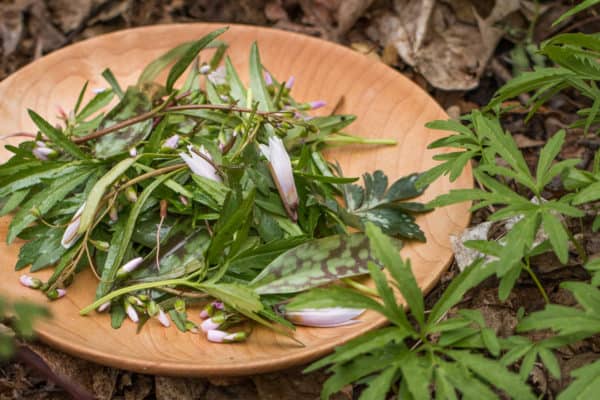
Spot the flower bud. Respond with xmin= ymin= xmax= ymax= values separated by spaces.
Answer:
xmin=129 ymin=147 xmax=138 ymax=157
xmin=207 ymin=330 xmax=247 ymax=343
xmin=127 ymin=296 xmax=144 ymax=307
xmin=285 ymin=76 xmax=295 ymax=90
xmin=46 ymin=288 xmax=66 ymax=300
xmin=161 ymin=134 xmax=180 ymax=151
xmin=200 ymin=312 xmax=225 ymax=332
xmin=147 ymin=300 xmax=159 ymax=317
xmin=125 ymin=186 xmax=138 ymax=203
xmin=259 ymin=136 xmax=298 ymax=221
xmin=199 ymin=301 xmax=224 ymax=319
xmin=264 ymin=71 xmax=273 ymax=86
xmin=116 ymin=257 xmax=144 ymax=279
xmin=33 ymin=146 xmax=58 ymax=161
xmin=174 ymin=298 xmax=186 ymax=313
xmin=91 ymin=240 xmax=110 ymax=252
xmin=284 ymin=307 xmax=364 ymax=327
xmin=180 ymin=145 xmax=222 ymax=182
xmin=157 ymin=309 xmax=171 ymax=328
xmin=179 ymin=195 xmax=189 ymax=207
xmin=125 ymin=303 xmax=139 ymax=323
xmin=109 ymin=205 xmax=118 ymax=222
xmin=199 ymin=63 xmax=211 ymax=74
xmin=61 ymin=203 xmax=85 ymax=249
xmin=19 ymin=274 xmax=42 ymax=289
xmin=97 ymin=301 xmax=111 ymax=313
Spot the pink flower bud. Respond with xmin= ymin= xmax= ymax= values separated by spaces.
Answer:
xmin=264 ymin=71 xmax=273 ymax=85
xmin=207 ymin=330 xmax=247 ymax=343
xmin=126 ymin=304 xmax=139 ymax=323
xmin=285 ymin=76 xmax=295 ymax=90
xmin=309 ymin=100 xmax=326 ymax=110
xmin=117 ymin=257 xmax=144 ymax=278
xmin=259 ymin=136 xmax=298 ymax=221
xmin=163 ymin=134 xmax=180 ymax=150
xmin=157 ymin=309 xmax=171 ymax=328
xmin=129 ymin=147 xmax=137 ymax=157
xmin=19 ymin=274 xmax=42 ymax=289
xmin=201 ymin=317 xmax=222 ymax=332
xmin=97 ymin=301 xmax=111 ymax=312
xmin=61 ymin=203 xmax=85 ymax=249
xmin=284 ymin=307 xmax=364 ymax=327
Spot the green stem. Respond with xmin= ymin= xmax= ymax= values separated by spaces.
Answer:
xmin=524 ymin=257 xmax=549 ymax=304
xmin=567 ymin=227 xmax=588 ymax=264
xmin=342 ymin=278 xmax=379 ymax=297
xmin=80 ymin=278 xmax=200 ymax=315
xmin=324 ymin=134 xmax=397 ymax=145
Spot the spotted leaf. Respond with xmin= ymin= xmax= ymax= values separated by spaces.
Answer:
xmin=251 ymin=234 xmax=385 ymax=294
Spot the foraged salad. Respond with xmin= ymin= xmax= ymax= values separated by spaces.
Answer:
xmin=1 ymin=27 xmax=428 ymax=344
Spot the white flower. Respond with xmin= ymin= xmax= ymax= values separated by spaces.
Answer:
xmin=163 ymin=134 xmax=180 ymax=150
xmin=61 ymin=203 xmax=86 ymax=249
xmin=32 ymin=146 xmax=56 ymax=160
xmin=97 ymin=301 xmax=111 ymax=312
xmin=259 ymin=136 xmax=298 ymax=220
xmin=284 ymin=307 xmax=364 ymax=327
xmin=180 ymin=145 xmax=221 ymax=182
xmin=129 ymin=147 xmax=137 ymax=157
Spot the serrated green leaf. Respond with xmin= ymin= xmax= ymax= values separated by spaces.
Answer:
xmin=542 ymin=212 xmax=569 ymax=263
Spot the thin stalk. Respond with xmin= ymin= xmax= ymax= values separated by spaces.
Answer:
xmin=342 ymin=278 xmax=379 ymax=297
xmin=567 ymin=227 xmax=588 ymax=264
xmin=102 ymin=164 xmax=185 ymax=201
xmin=80 ymin=278 xmax=200 ymax=314
xmin=524 ymin=257 xmax=549 ymax=304
xmin=323 ymin=134 xmax=397 ymax=145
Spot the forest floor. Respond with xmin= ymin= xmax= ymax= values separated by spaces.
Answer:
xmin=1 ymin=0 xmax=599 ymax=399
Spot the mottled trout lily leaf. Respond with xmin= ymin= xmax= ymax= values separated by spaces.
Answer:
xmin=251 ymin=234 xmax=386 ymax=294
xmin=94 ymin=88 xmax=153 ymax=158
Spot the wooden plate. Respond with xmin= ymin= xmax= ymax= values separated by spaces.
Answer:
xmin=0 ymin=24 xmax=471 ymax=376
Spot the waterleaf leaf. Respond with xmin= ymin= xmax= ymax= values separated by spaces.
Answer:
xmin=251 ymin=233 xmax=381 ymax=294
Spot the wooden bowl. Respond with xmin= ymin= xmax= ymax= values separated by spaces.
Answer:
xmin=0 ymin=24 xmax=471 ymax=376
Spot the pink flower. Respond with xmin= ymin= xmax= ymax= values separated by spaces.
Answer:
xmin=284 ymin=307 xmax=364 ymax=327
xmin=19 ymin=274 xmax=42 ymax=289
xmin=264 ymin=71 xmax=273 ymax=85
xmin=285 ymin=76 xmax=295 ymax=90
xmin=200 ymin=317 xmax=222 ymax=332
xmin=309 ymin=100 xmax=326 ymax=110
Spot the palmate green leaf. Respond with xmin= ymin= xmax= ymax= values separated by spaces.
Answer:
xmin=320 ymin=345 xmax=406 ymax=400
xmin=359 ymin=366 xmax=399 ymax=400
xmin=558 ymin=358 xmax=600 ymax=400
xmin=366 ymin=222 xmax=424 ymax=325
xmin=93 ymin=88 xmax=153 ymax=158
xmin=367 ymin=262 xmax=411 ymax=330
xmin=15 ymin=225 xmax=65 ymax=271
xmin=28 ymin=110 xmax=89 ymax=160
xmin=439 ymin=360 xmax=498 ymax=400
xmin=165 ymin=28 xmax=228 ymax=92
xmin=541 ymin=212 xmax=569 ymax=263
xmin=79 ymin=157 xmax=136 ymax=234
xmin=584 ymin=258 xmax=600 ymax=286
xmin=446 ymin=350 xmax=536 ymax=400
xmin=306 ymin=327 xmax=409 ymax=372
xmin=400 ymin=352 xmax=432 ymax=400
xmin=8 ymin=168 xmax=93 ymax=243
xmin=249 ymin=42 xmax=274 ymax=111
xmin=572 ymin=181 xmax=600 ymax=205
xmin=252 ymin=233 xmax=382 ymax=294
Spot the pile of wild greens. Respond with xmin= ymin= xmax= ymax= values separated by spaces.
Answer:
xmin=0 ymin=27 xmax=427 ymax=341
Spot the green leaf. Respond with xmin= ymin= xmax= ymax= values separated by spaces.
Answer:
xmin=305 ymin=327 xmax=409 ymax=372
xmin=366 ymin=223 xmax=424 ymax=326
xmin=541 ymin=212 xmax=569 ymax=263
xmin=77 ymin=89 xmax=114 ymax=121
xmin=573 ymin=181 xmax=600 ymax=205
xmin=79 ymin=157 xmax=136 ymax=234
xmin=553 ymin=0 xmax=600 ymax=26
xmin=252 ymin=234 xmax=380 ymax=294
xmin=538 ymin=347 xmax=561 ymax=379
xmin=28 ymin=110 xmax=89 ymax=159
xmin=359 ymin=366 xmax=399 ymax=400
xmin=96 ymin=174 xmax=171 ymax=298
xmin=110 ymin=302 xmax=126 ymax=329
xmin=558 ymin=358 xmax=600 ymax=400
xmin=447 ymin=350 xmax=536 ymax=400
xmin=0 ymin=189 xmax=30 ymax=217
xmin=93 ymin=88 xmax=153 ymax=158
xmin=249 ymin=42 xmax=274 ymax=111
xmin=8 ymin=168 xmax=93 ymax=243
xmin=165 ymin=28 xmax=227 ymax=92
xmin=287 ymin=286 xmax=387 ymax=316
xmin=101 ymin=68 xmax=124 ymax=99
xmin=225 ymin=56 xmax=247 ymax=104
xmin=400 ymin=352 xmax=431 ymax=400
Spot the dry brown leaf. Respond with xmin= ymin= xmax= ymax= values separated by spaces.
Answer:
xmin=366 ymin=0 xmax=520 ymax=90
xmin=336 ymin=0 xmax=375 ymax=35
xmin=0 ymin=6 xmax=23 ymax=56
xmin=154 ymin=376 xmax=207 ymax=400
xmin=47 ymin=0 xmax=95 ymax=33
xmin=450 ymin=221 xmax=494 ymax=271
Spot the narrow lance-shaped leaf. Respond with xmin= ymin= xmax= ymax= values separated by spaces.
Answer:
xmin=79 ymin=157 xmax=137 ymax=234
xmin=28 ymin=110 xmax=89 ymax=160
xmin=251 ymin=233 xmax=382 ymax=294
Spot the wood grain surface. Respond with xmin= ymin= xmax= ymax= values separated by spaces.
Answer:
xmin=0 ymin=24 xmax=472 ymax=376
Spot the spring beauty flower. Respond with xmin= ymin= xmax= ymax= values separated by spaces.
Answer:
xmin=180 ymin=145 xmax=222 ymax=183
xmin=61 ymin=203 xmax=86 ymax=249
xmin=285 ymin=76 xmax=295 ymax=90
xmin=19 ymin=274 xmax=42 ymax=289
xmin=207 ymin=330 xmax=248 ymax=343
xmin=259 ymin=136 xmax=299 ymax=221
xmin=116 ymin=257 xmax=144 ymax=279
xmin=284 ymin=307 xmax=364 ymax=327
